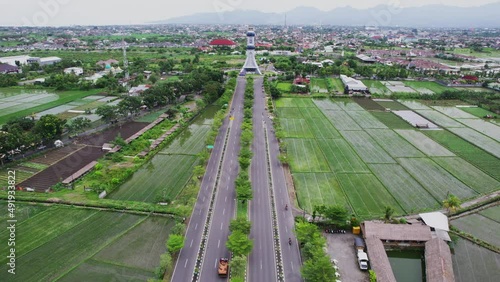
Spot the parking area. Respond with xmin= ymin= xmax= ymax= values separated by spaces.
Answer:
xmin=324 ymin=232 xmax=369 ymax=282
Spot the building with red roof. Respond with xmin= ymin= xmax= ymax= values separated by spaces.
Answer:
xmin=209 ymin=39 xmax=237 ymax=48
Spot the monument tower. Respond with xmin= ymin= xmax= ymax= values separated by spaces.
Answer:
xmin=241 ymin=27 xmax=261 ymax=75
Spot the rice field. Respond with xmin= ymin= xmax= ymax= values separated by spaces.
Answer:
xmin=310 ymin=78 xmax=329 ymax=93
xmin=275 ymin=98 xmax=296 ymax=108
xmin=336 ymin=173 xmax=403 ymax=217
xmin=402 ymin=81 xmax=453 ymax=94
xmin=374 ymin=100 xmax=410 ymax=111
xmin=452 ymin=214 xmax=500 ymax=247
xmin=365 ymin=129 xmax=425 ymax=158
xmin=479 ymin=205 xmax=500 ymax=222
xmin=345 ymin=111 xmax=388 ymax=129
xmin=276 ymin=82 xmax=292 ymax=93
xmin=459 ymin=107 xmax=497 ymax=118
xmin=329 ymin=78 xmax=345 ymax=93
xmin=285 ymin=138 xmax=330 ymax=172
xmin=312 ymin=99 xmax=342 ymax=111
xmin=396 ymin=130 xmax=455 ymax=157
xmin=332 ymin=99 xmax=366 ymax=111
xmin=456 ymin=118 xmax=500 ymax=141
xmin=281 ymin=119 xmax=314 ymax=138
xmin=340 ymin=131 xmax=396 ymax=164
xmin=293 ymin=173 xmax=347 ymax=212
xmin=448 ymin=127 xmax=500 ymax=158
xmin=369 ymin=164 xmax=439 ymax=212
xmin=397 ymin=158 xmax=478 ymax=200
xmin=362 ymin=80 xmax=391 ymax=95
xmin=424 ymin=130 xmax=500 ymax=181
xmin=398 ymin=100 xmax=432 ymax=110
xmin=451 ymin=238 xmax=500 ymax=282
xmin=322 ymin=110 xmax=362 ymax=131
xmin=58 ymin=259 xmax=154 ymax=282
xmin=416 ymin=110 xmax=465 ymax=128
xmin=109 ymin=154 xmax=198 ymax=202
xmin=161 ymin=124 xmax=211 ymax=155
xmin=316 ymin=139 xmax=369 ymax=173
xmin=432 ymin=157 xmax=500 ymax=194
xmin=431 ymin=106 xmax=478 ymax=119
xmin=299 ymin=108 xmax=341 ymax=139
xmin=276 ymin=107 xmax=302 ymax=119
xmin=370 ymin=112 xmax=415 ymax=129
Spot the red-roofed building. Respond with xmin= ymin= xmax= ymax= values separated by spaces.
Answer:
xmin=209 ymin=39 xmax=237 ymax=48
xmin=293 ymin=77 xmax=310 ymax=85
xmin=256 ymin=42 xmax=273 ymax=48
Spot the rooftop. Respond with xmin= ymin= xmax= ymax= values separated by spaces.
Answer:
xmin=363 ymin=221 xmax=432 ymax=242
xmin=425 ymin=238 xmax=455 ymax=282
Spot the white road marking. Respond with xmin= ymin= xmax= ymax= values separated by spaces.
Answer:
xmin=225 ymin=196 xmax=227 ymax=202
xmin=203 ymin=196 xmax=205 ymax=202
xmin=218 ymin=240 xmax=221 ymax=248
xmin=195 ymin=223 xmax=198 ymax=230
xmin=215 ymin=258 xmax=218 ymax=268
xmin=290 ymin=261 xmax=294 ymax=271
xmin=223 ymin=208 xmax=225 ymax=215
xmin=261 ymin=260 xmax=263 ymax=270
xmin=285 ymin=226 xmax=288 ymax=233
xmin=199 ymin=209 xmax=202 ymax=215
xmin=184 ymin=258 xmax=188 ymax=268
xmin=190 ymin=239 xmax=193 ymax=248
xmin=220 ymin=222 xmax=223 ymax=230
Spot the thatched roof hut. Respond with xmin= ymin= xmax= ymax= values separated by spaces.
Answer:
xmin=425 ymin=238 xmax=455 ymax=282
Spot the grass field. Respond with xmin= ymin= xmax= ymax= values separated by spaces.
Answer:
xmin=340 ymin=131 xmax=396 ymax=164
xmin=294 ymin=173 xmax=347 ymax=212
xmin=370 ymin=112 xmax=415 ymax=129
xmin=369 ymin=164 xmax=439 ymax=213
xmin=396 ymin=130 xmax=455 ymax=157
xmin=285 ymin=139 xmax=330 ymax=172
xmin=424 ymin=130 xmax=500 ymax=181
xmin=276 ymin=82 xmax=292 ymax=93
xmin=0 ymin=89 xmax=103 ymax=125
xmin=432 ymin=157 xmax=500 ymax=194
xmin=403 ymin=81 xmax=455 ymax=94
xmin=0 ymin=211 xmax=146 ymax=282
xmin=329 ymin=78 xmax=345 ymax=93
xmin=316 ymin=139 xmax=369 ymax=173
xmin=336 ymin=173 xmax=403 ymax=217
xmin=366 ymin=129 xmax=425 ymax=158
xmin=109 ymin=155 xmax=198 ymax=202
xmin=448 ymin=127 xmax=500 ymax=158
xmin=397 ymin=158 xmax=478 ymax=200
xmin=452 ymin=214 xmax=500 ymax=247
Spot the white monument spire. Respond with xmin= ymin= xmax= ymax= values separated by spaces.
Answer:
xmin=241 ymin=27 xmax=262 ymax=75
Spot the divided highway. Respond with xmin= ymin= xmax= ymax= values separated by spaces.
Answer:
xmin=171 ymin=77 xmax=246 ymax=282
xmin=248 ymin=77 xmax=277 ymax=282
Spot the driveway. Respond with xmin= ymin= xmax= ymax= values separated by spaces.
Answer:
xmin=324 ymin=232 xmax=369 ymax=282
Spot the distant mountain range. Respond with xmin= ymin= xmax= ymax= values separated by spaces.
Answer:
xmin=155 ymin=3 xmax=500 ymax=27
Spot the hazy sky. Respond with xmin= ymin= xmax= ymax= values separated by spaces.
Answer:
xmin=1 ymin=0 xmax=499 ymax=26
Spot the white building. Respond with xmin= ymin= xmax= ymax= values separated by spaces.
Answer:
xmin=64 ymin=67 xmax=84 ymax=76
xmin=340 ymin=75 xmax=368 ymax=92
xmin=0 ymin=55 xmax=61 ymax=66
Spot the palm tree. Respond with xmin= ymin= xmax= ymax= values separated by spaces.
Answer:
xmin=443 ymin=194 xmax=461 ymax=213
xmin=384 ymin=206 xmax=395 ymax=222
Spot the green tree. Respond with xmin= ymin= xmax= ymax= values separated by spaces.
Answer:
xmin=171 ymin=223 xmax=186 ymax=236
xmin=235 ymin=176 xmax=253 ymax=204
xmin=230 ymin=255 xmax=247 ymax=279
xmin=229 ymin=218 xmax=251 ymax=235
xmin=66 ymin=117 xmax=91 ymax=136
xmin=166 ymin=234 xmax=185 ymax=256
xmin=443 ymin=193 xmax=461 ymax=213
xmin=95 ymin=105 xmax=118 ymax=122
xmin=301 ymin=255 xmax=336 ymax=282
xmin=33 ymin=115 xmax=66 ymax=142
xmin=384 ymin=206 xmax=395 ymax=222
xmin=226 ymin=231 xmax=253 ymax=257
xmin=118 ymin=96 xmax=142 ymax=117
xmin=295 ymin=221 xmax=319 ymax=244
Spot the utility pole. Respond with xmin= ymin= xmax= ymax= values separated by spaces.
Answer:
xmin=122 ymin=39 xmax=129 ymax=80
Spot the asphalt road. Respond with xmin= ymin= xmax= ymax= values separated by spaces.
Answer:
xmin=171 ymin=77 xmax=246 ymax=282
xmin=259 ymin=77 xmax=303 ymax=282
xmin=248 ymin=77 xmax=277 ymax=282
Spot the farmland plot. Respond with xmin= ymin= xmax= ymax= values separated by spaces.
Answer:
xmin=365 ymin=129 xmax=424 ymax=158
xmin=281 ymin=119 xmax=314 ymax=138
xmin=374 ymin=100 xmax=409 ymax=111
xmin=0 ymin=212 xmax=145 ymax=282
xmin=397 ymin=158 xmax=478 ymax=200
xmin=393 ymin=110 xmax=438 ymax=128
xmin=340 ymin=131 xmax=396 ymax=163
xmin=424 ymin=130 xmax=500 ymax=181
xmin=110 ymin=155 xmax=198 ymax=202
xmin=396 ymin=130 xmax=455 ymax=157
xmin=275 ymin=98 xmax=296 ymax=108
xmin=313 ymin=99 xmax=342 ymax=110
xmin=317 ymin=139 xmax=369 ymax=173
xmin=300 ymin=108 xmax=341 ymax=139
xmin=362 ymin=80 xmax=391 ymax=95
xmin=336 ymin=173 xmax=403 ymax=217
xmin=448 ymin=127 xmax=500 ymax=158
xmin=321 ymin=110 xmax=362 ymax=131
xmin=161 ymin=124 xmax=211 ymax=155
xmin=369 ymin=164 xmax=439 ymax=212
xmin=293 ymin=98 xmax=317 ymax=107
xmin=371 ymin=112 xmax=415 ymax=129
xmin=276 ymin=107 xmax=303 ymax=119
xmin=456 ymin=118 xmax=500 ymax=142
xmin=480 ymin=205 xmax=500 ymax=222
xmin=451 ymin=238 xmax=500 ymax=282
xmin=345 ymin=111 xmax=388 ymax=129
xmin=285 ymin=138 xmax=330 ymax=172
xmin=94 ymin=216 xmax=173 ymax=271
xmin=452 ymin=214 xmax=500 ymax=247
xmin=294 ymin=173 xmax=347 ymax=213
xmin=0 ymin=203 xmax=49 ymax=230
xmin=433 ymin=157 xmax=500 ymax=194
xmin=398 ymin=100 xmax=431 ymax=110
xmin=333 ymin=99 xmax=366 ymax=111
xmin=460 ymin=107 xmax=497 ymax=118
xmin=0 ymin=207 xmax=98 ymax=262
xmin=59 ymin=259 xmax=154 ymax=282
xmin=431 ymin=106 xmax=478 ymax=119
xmin=311 ymin=78 xmax=329 ymax=93
xmin=416 ymin=110 xmax=465 ymax=128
